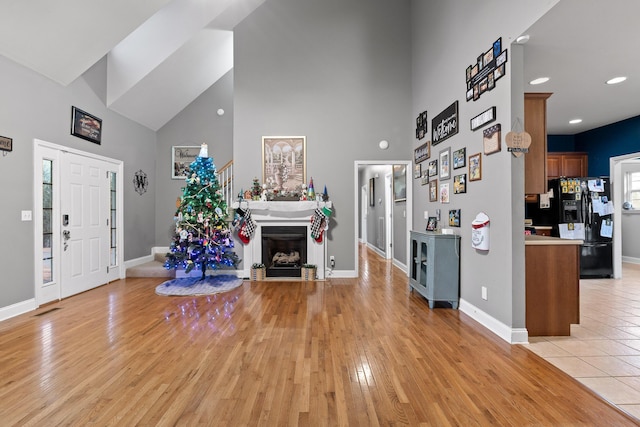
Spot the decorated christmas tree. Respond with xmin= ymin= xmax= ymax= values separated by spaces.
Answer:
xmin=165 ymin=144 xmax=239 ymax=279
xmin=251 ymin=177 xmax=262 ymax=200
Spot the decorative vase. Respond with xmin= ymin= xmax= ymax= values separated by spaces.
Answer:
xmin=301 ymin=267 xmax=316 ymax=281
xmin=251 ymin=267 xmax=266 ymax=281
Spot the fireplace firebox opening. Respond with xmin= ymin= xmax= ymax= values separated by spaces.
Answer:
xmin=262 ymin=226 xmax=307 ymax=277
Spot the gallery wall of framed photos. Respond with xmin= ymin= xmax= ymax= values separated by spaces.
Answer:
xmin=412 ymin=36 xmax=509 ymax=233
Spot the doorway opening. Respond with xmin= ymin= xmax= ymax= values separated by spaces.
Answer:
xmin=354 ymin=161 xmax=412 ymax=278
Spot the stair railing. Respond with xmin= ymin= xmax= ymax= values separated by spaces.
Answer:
xmin=217 ymin=160 xmax=234 ymax=210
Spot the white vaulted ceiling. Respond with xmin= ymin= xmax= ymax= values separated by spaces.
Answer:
xmin=0 ymin=0 xmax=266 ymax=130
xmin=0 ymin=1 xmax=638 ymax=135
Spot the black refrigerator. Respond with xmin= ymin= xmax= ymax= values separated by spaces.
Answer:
xmin=548 ymin=177 xmax=613 ymax=278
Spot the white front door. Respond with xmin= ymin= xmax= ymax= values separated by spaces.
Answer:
xmin=60 ymin=152 xmax=111 ymax=298
xmin=34 ymin=140 xmax=123 ymax=305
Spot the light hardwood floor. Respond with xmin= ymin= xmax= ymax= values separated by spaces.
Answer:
xmin=0 ymin=245 xmax=637 ymax=426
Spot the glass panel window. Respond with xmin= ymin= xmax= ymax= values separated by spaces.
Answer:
xmin=43 ymin=259 xmax=52 ymax=283
xmin=43 ymin=184 xmax=52 ymax=208
xmin=43 ymin=159 xmax=53 ymax=285
xmin=109 ymin=172 xmax=117 ymax=267
xmin=625 ymin=171 xmax=640 ymax=210
xmin=43 ymin=160 xmax=52 ymax=183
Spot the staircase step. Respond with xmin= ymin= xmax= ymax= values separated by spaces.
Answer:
xmin=126 ymin=260 xmax=175 ymax=278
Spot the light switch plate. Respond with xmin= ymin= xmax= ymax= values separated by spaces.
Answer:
xmin=21 ymin=210 xmax=32 ymax=221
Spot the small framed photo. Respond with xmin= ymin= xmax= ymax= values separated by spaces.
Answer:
xmin=172 ymin=146 xmax=200 ymax=179
xmin=449 ymin=209 xmax=461 ymax=227
xmin=71 ymin=106 xmax=102 ymax=144
xmin=421 ymin=175 xmax=429 ymax=186
xmin=496 ymin=50 xmax=508 ymax=67
xmin=483 ymin=124 xmax=502 ymax=155
xmin=393 ymin=164 xmax=407 ymax=202
xmin=453 ymin=147 xmax=466 ymax=169
xmin=439 ymin=147 xmax=451 ymax=180
xmin=428 ymin=159 xmax=438 ymax=177
xmin=439 ymin=182 xmax=450 ymax=204
xmin=469 ymin=153 xmax=482 ymax=181
xmin=0 ymin=135 xmax=12 ymax=152
xmin=454 ymin=174 xmax=467 ymax=194
xmin=429 ymin=179 xmax=438 ymax=202
xmin=426 ymin=217 xmax=438 ymax=232
xmin=414 ymin=141 xmax=430 ymax=163
xmin=494 ymin=64 xmax=505 ymax=81
xmin=414 ymin=163 xmax=422 ymax=179
xmin=483 ymin=48 xmax=494 ymax=67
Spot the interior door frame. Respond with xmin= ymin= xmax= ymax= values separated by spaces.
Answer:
xmin=354 ymin=160 xmax=412 ymax=277
xmin=360 ymin=185 xmax=368 ymax=243
xmin=384 ymin=172 xmax=393 ymax=259
xmin=610 ymin=151 xmax=640 ymax=279
xmin=33 ymin=139 xmax=124 ymax=306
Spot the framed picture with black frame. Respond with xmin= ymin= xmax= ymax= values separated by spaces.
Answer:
xmin=393 ymin=164 xmax=407 ymax=202
xmin=71 ymin=106 xmax=102 ymax=144
xmin=369 ymin=177 xmax=375 ymax=206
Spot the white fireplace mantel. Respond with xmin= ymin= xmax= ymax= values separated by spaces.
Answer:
xmin=232 ymin=200 xmax=332 ymax=279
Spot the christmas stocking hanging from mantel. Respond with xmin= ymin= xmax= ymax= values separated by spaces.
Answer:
xmin=310 ymin=206 xmax=332 ymax=243
xmin=238 ymin=208 xmax=256 ymax=244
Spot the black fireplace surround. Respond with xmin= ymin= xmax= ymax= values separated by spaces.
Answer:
xmin=261 ymin=226 xmax=307 ymax=277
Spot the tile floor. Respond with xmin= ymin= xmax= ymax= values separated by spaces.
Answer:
xmin=523 ymin=263 xmax=640 ymax=420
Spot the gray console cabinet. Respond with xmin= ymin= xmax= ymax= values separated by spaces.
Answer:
xmin=409 ymin=231 xmax=460 ymax=309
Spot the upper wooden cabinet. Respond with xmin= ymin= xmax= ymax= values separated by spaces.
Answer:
xmin=547 ymin=152 xmax=588 ymax=178
xmin=524 ymin=93 xmax=552 ymax=194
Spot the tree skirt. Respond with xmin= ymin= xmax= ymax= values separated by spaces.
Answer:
xmin=155 ymin=275 xmax=244 ymax=296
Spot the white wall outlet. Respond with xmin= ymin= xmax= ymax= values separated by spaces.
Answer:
xmin=330 ymin=255 xmax=335 ymax=268
xmin=21 ymin=210 xmax=32 ymax=221
xmin=481 ymin=286 xmax=488 ymax=300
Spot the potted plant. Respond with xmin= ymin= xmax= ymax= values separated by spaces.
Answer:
xmin=251 ymin=263 xmax=266 ymax=281
xmin=301 ymin=263 xmax=317 ymax=281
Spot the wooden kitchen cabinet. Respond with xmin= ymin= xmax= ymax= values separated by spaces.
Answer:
xmin=524 ymin=93 xmax=552 ymax=195
xmin=525 ymin=237 xmax=581 ymax=336
xmin=547 ymin=152 xmax=588 ymax=178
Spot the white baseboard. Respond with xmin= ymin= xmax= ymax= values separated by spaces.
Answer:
xmin=124 ymin=247 xmax=171 ymax=270
xmin=0 ymin=299 xmax=36 ymax=322
xmin=325 ymin=269 xmax=358 ymax=278
xmin=459 ymin=298 xmax=529 ymax=344
xmin=393 ymin=259 xmax=407 ymax=274
xmin=124 ymin=254 xmax=154 ymax=270
xmin=622 ymin=256 xmax=640 ymax=265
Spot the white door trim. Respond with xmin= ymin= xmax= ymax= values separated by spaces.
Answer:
xmin=33 ymin=139 xmax=125 ymax=306
xmin=384 ymin=172 xmax=393 ymax=259
xmin=610 ymin=151 xmax=640 ymax=279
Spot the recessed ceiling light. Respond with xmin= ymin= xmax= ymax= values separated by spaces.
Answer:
xmin=516 ymin=35 xmax=530 ymax=44
xmin=569 ymin=119 xmax=583 ymax=124
xmin=606 ymin=76 xmax=627 ymax=85
xmin=529 ymin=77 xmax=550 ymax=85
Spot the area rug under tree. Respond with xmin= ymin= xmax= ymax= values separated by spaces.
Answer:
xmin=155 ymin=275 xmax=244 ymax=296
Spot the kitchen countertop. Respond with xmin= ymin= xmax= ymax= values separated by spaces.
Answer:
xmin=525 ymin=235 xmax=583 ymax=246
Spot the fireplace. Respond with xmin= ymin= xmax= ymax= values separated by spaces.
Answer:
xmin=232 ymin=200 xmax=331 ymax=280
xmin=262 ymin=226 xmax=307 ymax=277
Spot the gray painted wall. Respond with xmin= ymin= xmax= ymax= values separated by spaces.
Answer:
xmin=233 ymin=0 xmax=413 ymax=271
xmin=410 ymin=0 xmax=558 ymax=330
xmin=0 ymin=55 xmax=157 ymax=309
xmin=155 ymin=71 xmax=235 ymax=246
